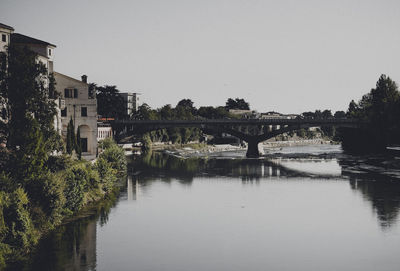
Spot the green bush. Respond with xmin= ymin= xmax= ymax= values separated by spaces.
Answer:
xmin=38 ymin=173 xmax=66 ymax=226
xmin=64 ymin=164 xmax=87 ymax=212
xmin=3 ymin=188 xmax=37 ymax=250
xmin=99 ymin=142 xmax=127 ymax=175
xmin=46 ymin=154 xmax=73 ymax=173
xmin=95 ymin=157 xmax=117 ymax=193
xmin=98 ymin=137 xmax=115 ymax=150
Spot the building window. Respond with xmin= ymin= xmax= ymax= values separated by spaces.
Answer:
xmin=64 ymin=88 xmax=72 ymax=98
xmin=61 ymin=108 xmax=67 ymax=117
xmin=48 ymin=49 xmax=51 ymax=56
xmin=81 ymin=107 xmax=87 ymax=117
xmin=1 ymin=34 xmax=6 ymax=42
xmin=64 ymin=88 xmax=78 ymax=98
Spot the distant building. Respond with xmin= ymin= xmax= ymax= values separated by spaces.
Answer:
xmin=120 ymin=92 xmax=140 ymax=118
xmin=260 ymin=112 xmax=298 ymax=120
xmin=55 ymin=72 xmax=97 ymax=159
xmin=228 ymin=109 xmax=259 ymax=119
xmin=97 ymin=122 xmax=113 ymax=142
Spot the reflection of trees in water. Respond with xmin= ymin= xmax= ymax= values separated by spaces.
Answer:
xmin=349 ymin=179 xmax=400 ymax=229
xmin=339 ymin=155 xmax=400 ymax=229
xmin=8 ymin=192 xmax=119 ymax=271
xmin=131 ymin=152 xmax=342 ymax=184
xmin=134 ymin=151 xmax=400 ymax=229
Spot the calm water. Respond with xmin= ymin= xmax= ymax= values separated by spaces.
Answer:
xmin=10 ymin=145 xmax=400 ymax=271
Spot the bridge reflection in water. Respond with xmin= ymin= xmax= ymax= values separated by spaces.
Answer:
xmin=112 ymin=118 xmax=363 ymax=157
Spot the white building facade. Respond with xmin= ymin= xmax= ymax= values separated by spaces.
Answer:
xmin=55 ymin=72 xmax=97 ymax=159
xmin=120 ymin=92 xmax=140 ymax=118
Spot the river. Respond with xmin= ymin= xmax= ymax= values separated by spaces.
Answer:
xmin=9 ymin=145 xmax=400 ymax=271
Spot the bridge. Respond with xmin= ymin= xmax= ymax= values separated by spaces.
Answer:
xmin=111 ymin=118 xmax=363 ymax=157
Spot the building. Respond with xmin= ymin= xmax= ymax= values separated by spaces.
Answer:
xmin=97 ymin=122 xmax=113 ymax=142
xmin=55 ymin=72 xmax=97 ymax=159
xmin=120 ymin=92 xmax=140 ymax=118
xmin=0 ymin=23 xmax=14 ymax=123
xmin=228 ymin=109 xmax=260 ymax=119
xmin=11 ymin=33 xmax=56 ymax=75
xmin=0 ymin=23 xmax=14 ymax=53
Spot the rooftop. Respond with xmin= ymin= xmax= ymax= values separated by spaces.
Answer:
xmin=0 ymin=23 xmax=14 ymax=31
xmin=11 ymin=33 xmax=56 ymax=47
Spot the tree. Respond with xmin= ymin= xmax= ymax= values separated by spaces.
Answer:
xmin=334 ymin=111 xmax=346 ymax=119
xmin=76 ymin=127 xmax=82 ymax=159
xmin=96 ymin=85 xmax=125 ymax=119
xmin=177 ymin=99 xmax=194 ymax=110
xmin=66 ymin=118 xmax=75 ymax=155
xmin=132 ymin=103 xmax=158 ymax=120
xmin=4 ymin=44 xmax=59 ymax=153
xmin=321 ymin=110 xmax=332 ymax=119
xmin=341 ymin=74 xmax=400 ymax=152
xmin=225 ymin=98 xmax=250 ymax=110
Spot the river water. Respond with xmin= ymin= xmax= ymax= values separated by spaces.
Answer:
xmin=10 ymin=145 xmax=400 ymax=271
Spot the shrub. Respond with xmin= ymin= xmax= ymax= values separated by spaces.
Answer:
xmin=98 ymin=137 xmax=115 ymax=150
xmin=64 ymin=164 xmax=87 ymax=212
xmin=3 ymin=188 xmax=37 ymax=250
xmin=95 ymin=157 xmax=117 ymax=193
xmin=46 ymin=154 xmax=73 ymax=173
xmin=99 ymin=142 xmax=127 ymax=175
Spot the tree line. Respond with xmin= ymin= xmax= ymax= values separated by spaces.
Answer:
xmin=341 ymin=74 xmax=400 ymax=152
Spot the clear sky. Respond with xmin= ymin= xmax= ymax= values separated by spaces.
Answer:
xmin=2 ymin=0 xmax=400 ymax=113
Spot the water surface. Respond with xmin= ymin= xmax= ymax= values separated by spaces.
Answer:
xmin=13 ymin=145 xmax=400 ymax=271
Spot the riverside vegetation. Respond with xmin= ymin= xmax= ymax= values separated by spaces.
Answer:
xmin=0 ymin=44 xmax=127 ymax=267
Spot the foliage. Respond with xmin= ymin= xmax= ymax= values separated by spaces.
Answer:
xmin=5 ymin=44 xmax=60 ymax=153
xmin=95 ymin=157 xmax=117 ymax=193
xmin=66 ymin=118 xmax=75 ymax=155
xmin=0 ymin=43 xmax=128 ymax=267
xmin=98 ymin=141 xmax=127 ymax=175
xmin=225 ymin=98 xmax=250 ymax=110
xmin=3 ymin=188 xmax=38 ymax=250
xmin=141 ymin=133 xmax=152 ymax=153
xmin=76 ymin=127 xmax=82 ymax=160
xmin=98 ymin=137 xmax=115 ymax=150
xmin=64 ymin=164 xmax=88 ymax=212
xmin=342 ymin=74 xmax=400 ymax=152
xmin=96 ymin=85 xmax=125 ymax=119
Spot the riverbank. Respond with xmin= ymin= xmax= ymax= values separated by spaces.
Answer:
xmin=147 ymin=139 xmax=336 ymax=159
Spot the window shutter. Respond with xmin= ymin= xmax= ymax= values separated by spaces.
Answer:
xmin=64 ymin=89 xmax=68 ymax=98
xmin=74 ymin=89 xmax=78 ymax=98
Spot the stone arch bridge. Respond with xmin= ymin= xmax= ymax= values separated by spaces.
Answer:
xmin=111 ymin=118 xmax=362 ymax=157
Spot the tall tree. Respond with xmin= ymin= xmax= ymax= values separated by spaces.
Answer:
xmin=96 ymin=85 xmax=125 ymax=119
xmin=66 ymin=118 xmax=75 ymax=154
xmin=225 ymin=98 xmax=250 ymax=110
xmin=76 ymin=127 xmax=82 ymax=159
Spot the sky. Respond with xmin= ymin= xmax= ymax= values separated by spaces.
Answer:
xmin=2 ymin=0 xmax=400 ymax=113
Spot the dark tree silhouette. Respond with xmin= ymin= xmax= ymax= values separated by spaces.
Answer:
xmin=96 ymin=85 xmax=125 ymax=119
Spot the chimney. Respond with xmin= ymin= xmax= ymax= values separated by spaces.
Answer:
xmin=81 ymin=75 xmax=87 ymax=83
